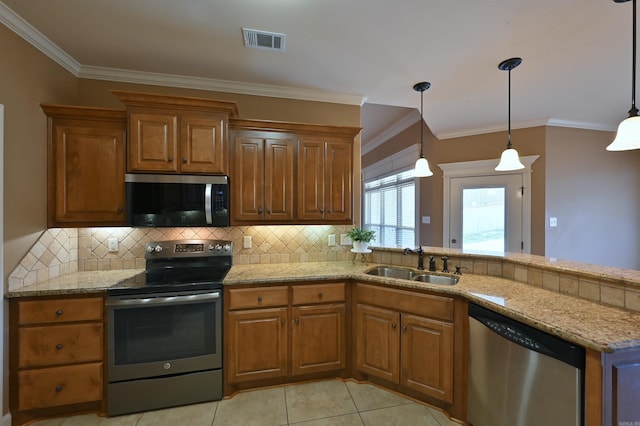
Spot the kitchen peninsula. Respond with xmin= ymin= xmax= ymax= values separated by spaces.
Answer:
xmin=6 ymin=247 xmax=640 ymax=426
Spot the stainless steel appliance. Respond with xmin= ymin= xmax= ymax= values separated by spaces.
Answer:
xmin=125 ymin=174 xmax=230 ymax=227
xmin=468 ymin=303 xmax=585 ymax=426
xmin=106 ymin=239 xmax=232 ymax=416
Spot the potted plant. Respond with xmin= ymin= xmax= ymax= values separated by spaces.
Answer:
xmin=346 ymin=227 xmax=376 ymax=252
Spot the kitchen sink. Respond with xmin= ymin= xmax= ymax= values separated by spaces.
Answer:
xmin=364 ymin=266 xmax=458 ymax=285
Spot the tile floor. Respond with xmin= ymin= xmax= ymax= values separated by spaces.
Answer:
xmin=31 ymin=379 xmax=461 ymax=426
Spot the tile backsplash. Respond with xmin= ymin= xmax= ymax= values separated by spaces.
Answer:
xmin=8 ymin=225 xmax=352 ymax=291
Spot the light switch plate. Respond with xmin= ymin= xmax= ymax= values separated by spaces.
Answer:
xmin=108 ymin=238 xmax=119 ymax=252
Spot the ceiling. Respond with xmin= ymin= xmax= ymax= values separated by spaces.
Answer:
xmin=1 ymin=0 xmax=634 ymax=149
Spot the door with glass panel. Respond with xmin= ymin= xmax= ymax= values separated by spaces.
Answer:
xmin=449 ymin=174 xmax=523 ymax=253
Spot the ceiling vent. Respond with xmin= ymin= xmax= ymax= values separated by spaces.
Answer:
xmin=242 ymin=28 xmax=286 ymax=52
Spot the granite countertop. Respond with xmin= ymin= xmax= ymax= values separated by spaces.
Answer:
xmin=7 ymin=261 xmax=640 ymax=353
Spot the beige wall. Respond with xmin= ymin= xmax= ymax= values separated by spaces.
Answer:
xmin=363 ymin=123 xmax=547 ymax=255
xmin=0 ymin=24 xmax=79 ymax=284
xmin=545 ymin=126 xmax=640 ymax=269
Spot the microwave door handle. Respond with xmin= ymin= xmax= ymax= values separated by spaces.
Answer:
xmin=205 ymin=184 xmax=213 ymax=224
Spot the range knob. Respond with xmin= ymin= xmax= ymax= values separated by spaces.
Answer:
xmin=153 ymin=245 xmax=163 ymax=253
xmin=208 ymin=244 xmax=215 ymax=252
xmin=223 ymin=244 xmax=232 ymax=252
xmin=215 ymin=244 xmax=223 ymax=251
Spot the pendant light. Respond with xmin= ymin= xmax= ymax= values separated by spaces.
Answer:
xmin=607 ymin=0 xmax=640 ymax=151
xmin=413 ymin=82 xmax=433 ymax=177
xmin=495 ymin=57 xmax=526 ymax=171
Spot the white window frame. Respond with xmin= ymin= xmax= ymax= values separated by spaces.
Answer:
xmin=362 ymin=145 xmax=421 ymax=247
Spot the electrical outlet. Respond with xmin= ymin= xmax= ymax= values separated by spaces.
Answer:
xmin=549 ymin=217 xmax=558 ymax=227
xmin=340 ymin=234 xmax=352 ymax=245
xmin=328 ymin=234 xmax=336 ymax=246
xmin=243 ymin=236 xmax=252 ymax=249
xmin=108 ymin=238 xmax=119 ymax=252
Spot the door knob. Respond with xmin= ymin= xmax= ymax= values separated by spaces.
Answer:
xmin=451 ymin=238 xmax=457 ymax=244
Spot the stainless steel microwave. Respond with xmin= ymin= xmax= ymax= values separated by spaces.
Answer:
xmin=125 ymin=174 xmax=229 ymax=227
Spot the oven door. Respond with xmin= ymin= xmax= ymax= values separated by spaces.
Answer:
xmin=106 ymin=290 xmax=222 ymax=383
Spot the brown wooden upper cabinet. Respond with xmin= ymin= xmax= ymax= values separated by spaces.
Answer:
xmin=230 ymin=119 xmax=360 ymax=225
xmin=231 ymin=128 xmax=295 ymax=223
xmin=112 ymin=91 xmax=239 ymax=174
xmin=42 ymin=104 xmax=127 ymax=227
xmin=297 ymin=136 xmax=353 ymax=222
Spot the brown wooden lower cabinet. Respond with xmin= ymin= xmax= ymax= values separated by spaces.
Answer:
xmin=353 ymin=282 xmax=464 ymax=420
xmin=224 ymin=282 xmax=348 ymax=394
xmin=9 ymin=295 xmax=105 ymax=426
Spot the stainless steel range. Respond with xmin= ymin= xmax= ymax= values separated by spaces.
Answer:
xmin=106 ymin=239 xmax=231 ymax=416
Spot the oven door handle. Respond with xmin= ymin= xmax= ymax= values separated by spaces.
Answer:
xmin=106 ymin=291 xmax=220 ymax=307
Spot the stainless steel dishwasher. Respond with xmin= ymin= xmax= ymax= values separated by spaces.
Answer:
xmin=468 ymin=303 xmax=585 ymax=426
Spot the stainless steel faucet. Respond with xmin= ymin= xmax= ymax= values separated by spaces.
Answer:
xmin=402 ymin=246 xmax=425 ymax=270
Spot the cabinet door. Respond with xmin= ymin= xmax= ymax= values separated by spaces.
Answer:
xmin=401 ymin=314 xmax=454 ymax=403
xmin=51 ymin=123 xmax=126 ymax=226
xmin=232 ymin=136 xmax=265 ymax=221
xmin=180 ymin=114 xmax=227 ymax=174
xmin=325 ymin=140 xmax=352 ymax=221
xmin=297 ymin=139 xmax=325 ymax=220
xmin=291 ymin=304 xmax=346 ymax=376
xmin=226 ymin=308 xmax=288 ymax=383
xmin=264 ymin=137 xmax=294 ymax=221
xmin=128 ymin=111 xmax=178 ymax=172
xmin=355 ymin=304 xmax=400 ymax=383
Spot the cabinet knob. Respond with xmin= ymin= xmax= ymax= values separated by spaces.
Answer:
xmin=320 ymin=208 xmax=324 ymax=213
xmin=402 ymin=325 xmax=408 ymax=332
xmin=55 ymin=385 xmax=63 ymax=393
xmin=55 ymin=309 xmax=63 ymax=317
xmin=182 ymin=157 xmax=188 ymax=163
xmin=258 ymin=208 xmax=263 ymax=214
xmin=328 ymin=209 xmax=332 ymax=213
xmin=167 ymin=156 xmax=173 ymax=162
xmin=267 ymin=209 xmax=271 ymax=214
xmin=116 ymin=207 xmax=123 ymax=213
xmin=281 ymin=319 xmax=286 ymax=326
xmin=257 ymin=296 xmax=263 ymax=302
xmin=294 ymin=318 xmax=300 ymax=325
xmin=391 ymin=323 xmax=397 ymax=329
xmin=55 ymin=343 xmax=63 ymax=350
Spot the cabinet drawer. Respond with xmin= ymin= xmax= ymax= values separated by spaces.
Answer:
xmin=17 ymin=297 xmax=103 ymax=325
xmin=356 ymin=283 xmax=453 ymax=321
xmin=18 ymin=323 xmax=103 ymax=368
xmin=292 ymin=283 xmax=346 ymax=305
xmin=228 ymin=286 xmax=288 ymax=310
xmin=17 ymin=362 xmax=103 ymax=411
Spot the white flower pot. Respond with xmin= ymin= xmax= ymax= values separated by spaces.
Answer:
xmin=352 ymin=241 xmax=369 ymax=252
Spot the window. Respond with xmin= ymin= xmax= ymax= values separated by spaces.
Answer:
xmin=364 ymin=170 xmax=416 ymax=248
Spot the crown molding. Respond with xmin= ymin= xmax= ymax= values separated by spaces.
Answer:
xmin=361 ymin=109 xmax=420 ymax=155
xmin=0 ymin=2 xmax=80 ymax=75
xmin=436 ymin=117 xmax=615 ymax=140
xmin=79 ymin=66 xmax=366 ymax=106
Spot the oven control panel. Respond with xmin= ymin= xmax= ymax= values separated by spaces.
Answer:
xmin=145 ymin=239 xmax=232 ymax=258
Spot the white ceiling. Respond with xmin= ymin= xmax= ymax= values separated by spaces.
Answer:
xmin=1 ymin=0 xmax=634 ymax=148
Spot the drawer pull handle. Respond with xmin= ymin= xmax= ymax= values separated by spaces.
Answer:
xmin=55 ymin=385 xmax=63 ymax=393
xmin=257 ymin=296 xmax=263 ymax=302
xmin=55 ymin=344 xmax=63 ymax=350
xmin=55 ymin=310 xmax=63 ymax=316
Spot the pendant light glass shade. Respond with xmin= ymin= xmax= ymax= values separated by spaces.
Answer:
xmin=607 ymin=114 xmax=640 ymax=150
xmin=495 ymin=147 xmax=525 ymax=171
xmin=495 ymin=57 xmax=524 ymax=172
xmin=413 ymin=82 xmax=433 ymax=177
xmin=607 ymin=0 xmax=640 ymax=151
xmin=414 ymin=156 xmax=433 ymax=177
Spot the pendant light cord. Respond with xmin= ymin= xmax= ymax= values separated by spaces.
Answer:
xmin=632 ymin=0 xmax=638 ymax=116
xmin=508 ymin=67 xmax=512 ymax=148
xmin=420 ymin=89 xmax=424 ymax=157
